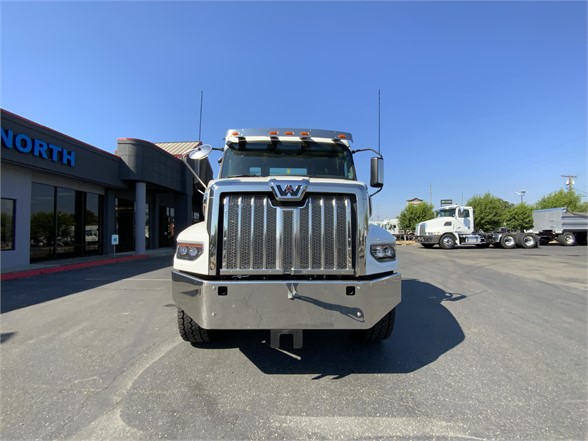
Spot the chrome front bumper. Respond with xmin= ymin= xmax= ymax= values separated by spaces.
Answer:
xmin=172 ymin=270 xmax=401 ymax=330
xmin=415 ymin=235 xmax=440 ymax=244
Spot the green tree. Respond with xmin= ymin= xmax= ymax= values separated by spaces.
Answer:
xmin=503 ymin=203 xmax=533 ymax=231
xmin=398 ymin=202 xmax=435 ymax=232
xmin=466 ymin=193 xmax=512 ymax=232
xmin=535 ymin=189 xmax=588 ymax=212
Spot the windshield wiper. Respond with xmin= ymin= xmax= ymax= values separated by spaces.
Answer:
xmin=227 ymin=174 xmax=261 ymax=178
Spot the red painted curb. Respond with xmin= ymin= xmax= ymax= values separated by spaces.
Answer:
xmin=1 ymin=254 xmax=149 ymax=281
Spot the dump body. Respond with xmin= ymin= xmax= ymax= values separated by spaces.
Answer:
xmin=532 ymin=208 xmax=588 ymax=234
xmin=532 ymin=208 xmax=588 ymax=245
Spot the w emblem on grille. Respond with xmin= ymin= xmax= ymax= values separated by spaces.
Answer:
xmin=270 ymin=179 xmax=309 ymax=201
xmin=279 ymin=185 xmax=300 ymax=196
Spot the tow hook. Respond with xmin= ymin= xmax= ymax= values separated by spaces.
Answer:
xmin=287 ymin=283 xmax=298 ymax=300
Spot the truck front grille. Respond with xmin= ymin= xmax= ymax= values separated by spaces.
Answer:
xmin=220 ymin=194 xmax=354 ymax=275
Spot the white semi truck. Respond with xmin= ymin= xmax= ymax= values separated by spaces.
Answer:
xmin=531 ymin=207 xmax=588 ymax=246
xmin=415 ymin=204 xmax=538 ymax=249
xmin=172 ymin=128 xmax=401 ymax=348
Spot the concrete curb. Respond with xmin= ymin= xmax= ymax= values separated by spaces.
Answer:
xmin=1 ymin=254 xmax=149 ymax=281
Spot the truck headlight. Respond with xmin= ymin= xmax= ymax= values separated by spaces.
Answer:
xmin=176 ymin=243 xmax=204 ymax=261
xmin=370 ymin=243 xmax=396 ymax=261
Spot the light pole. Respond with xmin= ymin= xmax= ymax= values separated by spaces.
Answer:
xmin=515 ymin=190 xmax=526 ymax=203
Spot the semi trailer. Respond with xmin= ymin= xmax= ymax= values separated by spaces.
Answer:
xmin=531 ymin=207 xmax=588 ymax=246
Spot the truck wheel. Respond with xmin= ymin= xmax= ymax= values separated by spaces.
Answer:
xmin=518 ymin=234 xmax=537 ymax=249
xmin=500 ymin=234 xmax=516 ymax=249
xmin=558 ymin=232 xmax=576 ymax=246
xmin=361 ymin=309 xmax=395 ymax=342
xmin=421 ymin=243 xmax=435 ymax=249
xmin=439 ymin=234 xmax=456 ymax=249
xmin=177 ymin=308 xmax=214 ymax=344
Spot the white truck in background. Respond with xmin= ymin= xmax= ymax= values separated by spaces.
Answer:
xmin=372 ymin=218 xmax=415 ymax=240
xmin=415 ymin=204 xmax=538 ymax=249
xmin=372 ymin=218 xmax=399 ymax=235
xmin=531 ymin=207 xmax=588 ymax=246
xmin=172 ymin=128 xmax=401 ymax=349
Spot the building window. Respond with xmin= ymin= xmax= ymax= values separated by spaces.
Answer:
xmin=1 ymin=198 xmax=16 ymax=251
xmin=85 ymin=193 xmax=101 ymax=255
xmin=55 ymin=187 xmax=77 ymax=257
xmin=159 ymin=206 xmax=175 ymax=247
xmin=31 ymin=183 xmax=103 ymax=262
xmin=145 ymin=204 xmax=150 ymax=250
xmin=115 ymin=198 xmax=135 ymax=253
xmin=31 ymin=183 xmax=55 ymax=261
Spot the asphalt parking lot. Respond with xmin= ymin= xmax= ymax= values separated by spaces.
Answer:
xmin=1 ymin=244 xmax=586 ymax=440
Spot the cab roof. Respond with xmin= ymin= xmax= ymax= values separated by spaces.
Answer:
xmin=225 ymin=128 xmax=353 ymax=142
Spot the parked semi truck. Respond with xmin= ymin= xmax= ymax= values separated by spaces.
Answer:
xmin=172 ymin=128 xmax=401 ymax=348
xmin=415 ymin=204 xmax=538 ymax=249
xmin=531 ymin=207 xmax=588 ymax=246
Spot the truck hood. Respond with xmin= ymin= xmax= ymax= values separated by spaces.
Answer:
xmin=206 ymin=177 xmax=369 ymax=203
xmin=417 ymin=217 xmax=453 ymax=234
xmin=208 ymin=176 xmax=367 ymax=189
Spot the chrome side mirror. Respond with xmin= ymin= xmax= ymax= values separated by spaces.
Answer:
xmin=188 ymin=144 xmax=212 ymax=160
xmin=183 ymin=144 xmax=213 ymax=195
xmin=370 ymin=157 xmax=384 ymax=188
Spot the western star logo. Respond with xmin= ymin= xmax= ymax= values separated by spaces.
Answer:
xmin=278 ymin=184 xmax=300 ymax=197
xmin=270 ymin=179 xmax=309 ymax=201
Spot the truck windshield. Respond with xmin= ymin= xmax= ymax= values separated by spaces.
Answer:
xmin=220 ymin=142 xmax=357 ymax=180
xmin=437 ymin=208 xmax=456 ymax=218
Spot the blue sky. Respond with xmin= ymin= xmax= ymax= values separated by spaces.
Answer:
xmin=2 ymin=1 xmax=586 ymax=219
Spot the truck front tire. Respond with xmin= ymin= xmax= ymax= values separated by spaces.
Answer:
xmin=360 ymin=309 xmax=395 ymax=342
xmin=177 ymin=308 xmax=214 ymax=344
xmin=439 ymin=234 xmax=456 ymax=249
